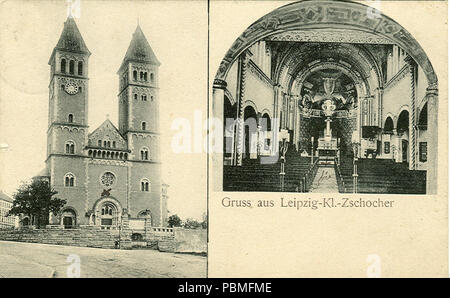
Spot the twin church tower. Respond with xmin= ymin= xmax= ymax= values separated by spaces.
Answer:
xmin=43 ymin=17 xmax=167 ymax=227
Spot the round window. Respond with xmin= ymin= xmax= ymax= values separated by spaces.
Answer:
xmin=101 ymin=172 xmax=116 ymax=187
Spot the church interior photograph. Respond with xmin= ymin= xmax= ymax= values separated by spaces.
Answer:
xmin=213 ymin=0 xmax=438 ymax=194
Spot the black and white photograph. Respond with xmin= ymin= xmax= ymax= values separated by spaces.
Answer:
xmin=215 ymin=0 xmax=439 ymax=194
xmin=0 ymin=0 xmax=207 ymax=278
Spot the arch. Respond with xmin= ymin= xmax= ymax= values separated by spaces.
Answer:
xmin=92 ymin=196 xmax=122 ymax=226
xmin=418 ymin=102 xmax=427 ymax=129
xmin=77 ymin=61 xmax=83 ymax=75
xmin=60 ymin=207 xmax=77 ymax=228
xmin=214 ymin=0 xmax=437 ymax=86
xmin=383 ymin=116 xmax=394 ymax=133
xmin=64 ymin=172 xmax=75 ymax=187
xmin=133 ymin=70 xmax=138 ymax=81
xmin=140 ymin=178 xmax=150 ymax=192
xmin=291 ymin=61 xmax=368 ymax=98
xmin=69 ymin=60 xmax=75 ymax=74
xmin=243 ymin=100 xmax=259 ymax=115
xmin=141 ymin=121 xmax=147 ymax=130
xmin=140 ymin=147 xmax=149 ymax=160
xmin=131 ymin=233 xmax=144 ymax=241
xmin=68 ymin=114 xmax=74 ymax=123
xmin=65 ymin=140 xmax=75 ymax=154
xmin=260 ymin=112 xmax=271 ymax=131
xmin=397 ymin=109 xmax=410 ymax=134
xmin=60 ymin=58 xmax=66 ymax=73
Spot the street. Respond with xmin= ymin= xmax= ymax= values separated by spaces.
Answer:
xmin=0 ymin=240 xmax=206 ymax=278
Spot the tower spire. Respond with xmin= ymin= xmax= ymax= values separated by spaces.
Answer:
xmin=54 ymin=17 xmax=90 ymax=54
xmin=118 ymin=25 xmax=160 ymax=72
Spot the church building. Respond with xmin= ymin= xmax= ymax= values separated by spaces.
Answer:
xmin=215 ymin=0 xmax=438 ymax=194
xmin=39 ymin=17 xmax=167 ymax=227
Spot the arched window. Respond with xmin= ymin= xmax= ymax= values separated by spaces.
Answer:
xmin=141 ymin=122 xmax=146 ymax=130
xmin=140 ymin=147 xmax=149 ymax=160
xmin=64 ymin=173 xmax=75 ymax=187
xmin=144 ymin=72 xmax=148 ymax=81
xmin=78 ymin=61 xmax=83 ymax=75
xmin=150 ymin=73 xmax=154 ymax=82
xmin=69 ymin=60 xmax=75 ymax=74
xmin=103 ymin=141 xmax=107 ymax=147
xmin=112 ymin=141 xmax=116 ymax=148
xmin=68 ymin=114 xmax=73 ymax=123
xmin=141 ymin=179 xmax=150 ymax=192
xmin=98 ymin=140 xmax=102 ymax=147
xmin=133 ymin=70 xmax=137 ymax=81
xmin=107 ymin=141 xmax=111 ymax=148
xmin=150 ymin=96 xmax=154 ymax=101
xmin=61 ymin=59 xmax=66 ymax=73
xmin=134 ymin=94 xmax=138 ymax=100
xmin=140 ymin=71 xmax=144 ymax=80
xmin=100 ymin=202 xmax=119 ymax=226
xmin=65 ymin=141 xmax=75 ymax=154
xmin=141 ymin=95 xmax=147 ymax=101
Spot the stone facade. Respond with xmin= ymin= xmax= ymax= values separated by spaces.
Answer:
xmin=42 ymin=17 xmax=167 ymax=228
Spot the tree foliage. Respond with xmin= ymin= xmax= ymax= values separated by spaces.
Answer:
xmin=167 ymin=214 xmax=182 ymax=228
xmin=8 ymin=179 xmax=66 ymax=228
xmin=183 ymin=218 xmax=201 ymax=229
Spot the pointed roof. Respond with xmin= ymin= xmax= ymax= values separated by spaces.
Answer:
xmin=120 ymin=25 xmax=160 ymax=68
xmin=88 ymin=119 xmax=128 ymax=149
xmin=0 ymin=191 xmax=13 ymax=203
xmin=55 ymin=16 xmax=90 ymax=55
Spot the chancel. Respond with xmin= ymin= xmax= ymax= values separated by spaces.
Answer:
xmin=215 ymin=0 xmax=438 ymax=194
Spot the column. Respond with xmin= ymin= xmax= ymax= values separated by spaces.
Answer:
xmin=405 ymin=56 xmax=417 ymax=170
xmin=426 ymin=85 xmax=438 ymax=194
xmin=212 ymin=79 xmax=227 ymax=192
xmin=292 ymin=95 xmax=300 ymax=150
xmin=234 ymin=53 xmax=249 ymax=166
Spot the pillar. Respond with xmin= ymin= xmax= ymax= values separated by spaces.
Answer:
xmin=212 ymin=79 xmax=227 ymax=191
xmin=426 ymin=85 xmax=438 ymax=194
xmin=292 ymin=95 xmax=300 ymax=150
xmin=405 ymin=56 xmax=418 ymax=170
xmin=234 ymin=53 xmax=249 ymax=166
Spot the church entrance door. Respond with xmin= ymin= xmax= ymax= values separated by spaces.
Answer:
xmin=63 ymin=216 xmax=73 ymax=228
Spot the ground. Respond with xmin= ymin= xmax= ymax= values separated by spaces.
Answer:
xmin=0 ymin=240 xmax=206 ymax=278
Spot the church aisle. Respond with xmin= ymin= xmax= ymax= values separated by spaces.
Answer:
xmin=309 ymin=166 xmax=339 ymax=193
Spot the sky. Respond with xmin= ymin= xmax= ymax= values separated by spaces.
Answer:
xmin=0 ymin=0 xmax=208 ymax=220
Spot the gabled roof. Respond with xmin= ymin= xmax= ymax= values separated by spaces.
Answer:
xmin=119 ymin=25 xmax=160 ymax=70
xmin=0 ymin=191 xmax=13 ymax=203
xmin=88 ymin=119 xmax=127 ymax=148
xmin=54 ymin=16 xmax=90 ymax=55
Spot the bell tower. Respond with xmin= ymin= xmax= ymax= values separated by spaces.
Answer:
xmin=118 ymin=25 xmax=165 ymax=224
xmin=117 ymin=25 xmax=160 ymax=161
xmin=47 ymin=16 xmax=90 ymax=159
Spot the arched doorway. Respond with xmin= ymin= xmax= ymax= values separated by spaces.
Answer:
xmin=384 ymin=117 xmax=394 ymax=133
xmin=260 ymin=113 xmax=271 ymax=152
xmin=397 ymin=110 xmax=410 ymax=163
xmin=61 ymin=208 xmax=77 ymax=229
xmin=93 ymin=197 xmax=122 ymax=227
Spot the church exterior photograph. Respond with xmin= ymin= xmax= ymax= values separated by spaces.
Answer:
xmin=214 ymin=0 xmax=439 ymax=194
xmin=0 ymin=1 xmax=207 ymax=278
xmin=42 ymin=17 xmax=166 ymax=228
